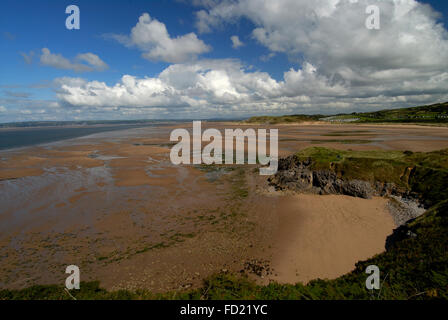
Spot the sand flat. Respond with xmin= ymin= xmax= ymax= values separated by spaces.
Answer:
xmin=0 ymin=122 xmax=446 ymax=290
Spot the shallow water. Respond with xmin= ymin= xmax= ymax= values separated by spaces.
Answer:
xmin=0 ymin=124 xmax=158 ymax=151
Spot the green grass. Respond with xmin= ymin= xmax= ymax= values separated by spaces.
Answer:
xmin=245 ymin=102 xmax=448 ymax=124
xmin=327 ymin=102 xmax=448 ymax=124
xmin=245 ymin=114 xmax=323 ymax=124
xmin=294 ymin=147 xmax=448 ymax=207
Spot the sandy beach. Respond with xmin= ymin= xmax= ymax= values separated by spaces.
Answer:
xmin=264 ymin=194 xmax=394 ymax=284
xmin=1 ymin=122 xmax=447 ymax=291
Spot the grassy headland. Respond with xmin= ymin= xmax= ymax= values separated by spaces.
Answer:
xmin=294 ymin=147 xmax=448 ymax=207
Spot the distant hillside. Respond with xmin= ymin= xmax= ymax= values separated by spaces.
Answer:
xmin=334 ymin=102 xmax=448 ymax=123
xmin=246 ymin=102 xmax=448 ymax=124
xmin=245 ymin=114 xmax=323 ymax=124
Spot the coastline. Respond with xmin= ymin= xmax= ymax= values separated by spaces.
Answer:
xmin=0 ymin=122 xmax=447 ymax=291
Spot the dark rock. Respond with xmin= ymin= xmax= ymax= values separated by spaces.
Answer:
xmin=270 ymin=155 xmax=376 ymax=198
xmin=342 ymin=180 xmax=374 ymax=199
xmin=269 ymin=154 xmax=410 ymax=201
xmin=385 ymin=220 xmax=417 ymax=250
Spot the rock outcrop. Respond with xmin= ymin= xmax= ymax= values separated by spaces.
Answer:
xmin=268 ymin=155 xmax=426 ymax=226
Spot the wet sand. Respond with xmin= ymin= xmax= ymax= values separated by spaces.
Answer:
xmin=0 ymin=122 xmax=447 ymax=291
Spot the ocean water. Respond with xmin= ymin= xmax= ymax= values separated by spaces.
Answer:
xmin=0 ymin=124 xmax=152 ymax=151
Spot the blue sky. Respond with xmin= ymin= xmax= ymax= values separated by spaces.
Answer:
xmin=1 ymin=0 xmax=447 ymax=122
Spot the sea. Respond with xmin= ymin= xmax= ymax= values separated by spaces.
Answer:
xmin=0 ymin=124 xmax=156 ymax=151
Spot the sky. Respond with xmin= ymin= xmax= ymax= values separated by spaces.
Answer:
xmin=0 ymin=0 xmax=447 ymax=122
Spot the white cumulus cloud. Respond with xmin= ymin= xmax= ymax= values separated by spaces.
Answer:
xmin=109 ymin=13 xmax=211 ymax=63
xmin=194 ymin=0 xmax=448 ymax=99
xmin=48 ymin=1 xmax=448 ymax=118
xmin=55 ymin=55 xmax=448 ymax=118
xmin=40 ymin=48 xmax=109 ymax=72
xmin=54 ymin=59 xmax=364 ymax=117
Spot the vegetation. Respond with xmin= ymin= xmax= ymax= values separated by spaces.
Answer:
xmin=1 ymin=147 xmax=447 ymax=300
xmin=245 ymin=114 xmax=323 ymax=124
xmin=246 ymin=102 xmax=448 ymax=124
xmin=349 ymin=102 xmax=448 ymax=123
xmin=295 ymin=147 xmax=448 ymax=207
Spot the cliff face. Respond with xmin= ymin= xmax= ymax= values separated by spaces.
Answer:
xmin=268 ymin=155 xmax=410 ymax=199
xmin=268 ymin=155 xmax=426 ymax=226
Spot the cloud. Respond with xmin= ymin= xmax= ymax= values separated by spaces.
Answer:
xmin=0 ymin=98 xmax=66 ymax=122
xmin=20 ymin=51 xmax=34 ymax=64
xmin=40 ymin=48 xmax=109 ymax=72
xmin=0 ymin=106 xmax=6 ymax=113
xmin=76 ymin=53 xmax=109 ymax=71
xmin=108 ymin=13 xmax=211 ymax=63
xmin=260 ymin=52 xmax=275 ymax=62
xmin=2 ymin=32 xmax=16 ymax=41
xmin=54 ymin=56 xmax=448 ymax=119
xmin=54 ymin=53 xmax=448 ymax=118
xmin=18 ymin=2 xmax=448 ymax=120
xmin=4 ymin=91 xmax=32 ymax=98
xmin=40 ymin=48 xmax=89 ymax=72
xmin=188 ymin=0 xmax=448 ymax=111
xmin=230 ymin=35 xmax=244 ymax=49
xmin=55 ymin=59 xmax=283 ymax=114
xmin=195 ymin=1 xmax=448 ymax=70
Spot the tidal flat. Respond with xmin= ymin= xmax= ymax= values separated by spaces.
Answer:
xmin=1 ymin=122 xmax=448 ymax=292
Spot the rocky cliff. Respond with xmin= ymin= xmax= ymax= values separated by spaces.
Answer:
xmin=268 ymin=154 xmax=426 ymax=226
